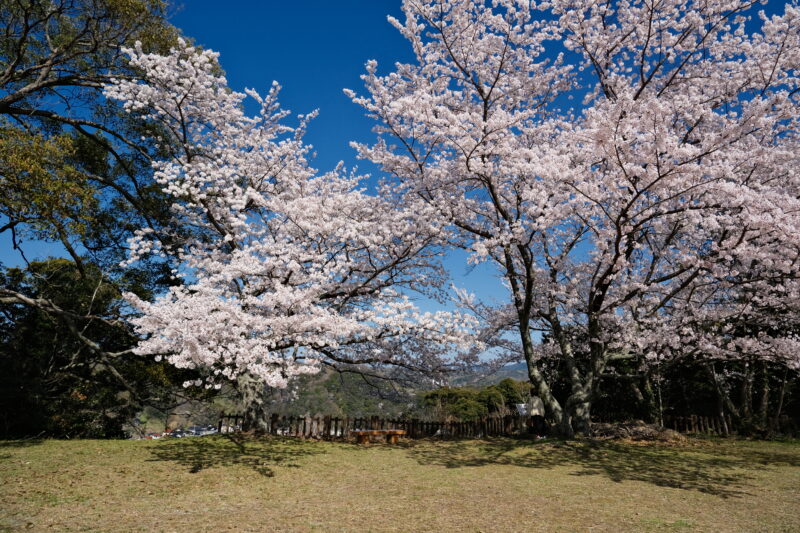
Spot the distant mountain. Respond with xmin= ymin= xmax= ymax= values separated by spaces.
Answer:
xmin=451 ymin=362 xmax=528 ymax=387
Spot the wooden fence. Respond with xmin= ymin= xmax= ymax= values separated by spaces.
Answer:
xmin=218 ymin=412 xmax=739 ymax=439
xmin=663 ymin=414 xmax=732 ymax=436
xmin=218 ymin=413 xmax=529 ymax=439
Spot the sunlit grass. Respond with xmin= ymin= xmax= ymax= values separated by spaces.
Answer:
xmin=2 ymin=436 xmax=799 ymax=532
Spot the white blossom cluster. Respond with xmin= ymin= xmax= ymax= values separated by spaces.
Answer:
xmin=105 ymin=40 xmax=477 ymax=388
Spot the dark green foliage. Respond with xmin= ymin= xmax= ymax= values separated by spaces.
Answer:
xmin=422 ymin=388 xmax=487 ymax=421
xmin=656 ymin=356 xmax=800 ymax=435
xmin=0 ymin=260 xmax=204 ymax=438
xmin=420 ymin=379 xmax=532 ymax=421
xmin=477 ymin=386 xmax=505 ymax=412
xmin=0 ymin=0 xmax=207 ymax=438
xmin=495 ymin=378 xmax=531 ymax=406
xmin=0 ymin=0 xmax=184 ymax=271
xmin=446 ymin=395 xmax=488 ymax=421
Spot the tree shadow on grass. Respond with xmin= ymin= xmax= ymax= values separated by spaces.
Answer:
xmin=148 ymin=434 xmax=323 ymax=477
xmin=401 ymin=438 xmax=800 ymax=498
xmin=723 ymin=445 xmax=800 ymax=467
xmin=0 ymin=439 xmax=43 ymax=448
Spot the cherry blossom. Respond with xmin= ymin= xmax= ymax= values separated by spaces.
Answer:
xmin=105 ymin=40 xmax=476 ymax=391
xmin=349 ymin=0 xmax=800 ymax=435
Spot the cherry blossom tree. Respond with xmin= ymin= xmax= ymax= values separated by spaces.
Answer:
xmin=349 ymin=0 xmax=800 ymax=435
xmin=104 ymin=40 xmax=476 ymax=427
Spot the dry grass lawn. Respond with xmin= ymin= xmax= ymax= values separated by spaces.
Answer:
xmin=1 ymin=435 xmax=799 ymax=532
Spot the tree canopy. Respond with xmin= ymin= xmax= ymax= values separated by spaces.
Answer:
xmin=349 ymin=0 xmax=800 ymax=435
xmin=1 ymin=0 xmax=798 ymax=437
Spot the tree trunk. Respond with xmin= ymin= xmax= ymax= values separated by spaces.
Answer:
xmin=237 ymin=373 xmax=269 ymax=433
xmin=705 ymin=363 xmax=729 ymax=435
xmin=640 ymin=373 xmax=658 ymax=424
xmin=706 ymin=361 xmax=740 ymax=432
xmin=553 ymin=319 xmax=595 ymax=438
xmin=740 ymin=360 xmax=754 ymax=424
xmin=772 ymin=367 xmax=789 ymax=432
xmin=569 ymin=394 xmax=592 ymax=436
xmin=756 ymin=361 xmax=770 ymax=430
xmin=519 ymin=321 xmax=571 ymax=436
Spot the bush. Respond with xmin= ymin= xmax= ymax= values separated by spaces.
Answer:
xmin=421 ymin=379 xmax=533 ymax=420
xmin=496 ymin=378 xmax=531 ymax=407
xmin=477 ymin=386 xmax=505 ymax=412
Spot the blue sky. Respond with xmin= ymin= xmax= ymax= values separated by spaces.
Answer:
xmin=172 ymin=1 xmax=413 ymax=175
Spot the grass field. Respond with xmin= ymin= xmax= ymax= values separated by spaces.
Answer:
xmin=1 ymin=435 xmax=799 ymax=532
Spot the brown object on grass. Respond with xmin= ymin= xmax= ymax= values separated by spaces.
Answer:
xmin=351 ymin=429 xmax=406 ymax=444
xmin=591 ymin=421 xmax=687 ymax=442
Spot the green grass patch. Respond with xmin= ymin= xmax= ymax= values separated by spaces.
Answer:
xmin=1 ymin=436 xmax=799 ymax=532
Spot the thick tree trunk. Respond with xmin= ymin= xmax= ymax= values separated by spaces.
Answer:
xmin=715 ymin=388 xmax=729 ymax=436
xmin=519 ymin=325 xmax=571 ymax=437
xmin=569 ymin=394 xmax=592 ymax=436
xmin=554 ymin=320 xmax=596 ymax=437
xmin=237 ymin=373 xmax=269 ymax=433
xmin=705 ymin=363 xmax=729 ymax=434
xmin=519 ymin=327 xmax=597 ymax=438
xmin=640 ymin=374 xmax=659 ymax=424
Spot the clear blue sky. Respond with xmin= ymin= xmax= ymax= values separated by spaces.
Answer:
xmin=172 ymin=1 xmax=413 ymax=175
